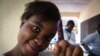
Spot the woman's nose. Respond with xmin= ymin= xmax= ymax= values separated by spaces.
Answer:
xmin=34 ymin=36 xmax=44 ymax=45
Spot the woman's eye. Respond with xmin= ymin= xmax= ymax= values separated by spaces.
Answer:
xmin=32 ymin=26 xmax=40 ymax=33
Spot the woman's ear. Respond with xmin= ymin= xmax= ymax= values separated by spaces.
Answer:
xmin=20 ymin=20 xmax=26 ymax=28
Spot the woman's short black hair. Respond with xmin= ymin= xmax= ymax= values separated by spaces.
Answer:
xmin=21 ymin=1 xmax=61 ymax=22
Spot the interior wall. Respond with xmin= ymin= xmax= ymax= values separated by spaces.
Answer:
xmin=0 ymin=0 xmax=34 ymax=53
xmin=81 ymin=14 xmax=100 ymax=41
xmin=79 ymin=0 xmax=100 ymax=41
xmin=80 ymin=0 xmax=100 ymax=22
xmin=61 ymin=12 xmax=80 ymax=18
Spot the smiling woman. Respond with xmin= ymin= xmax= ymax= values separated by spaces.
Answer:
xmin=2 ymin=1 xmax=83 ymax=56
xmin=4 ymin=1 xmax=60 ymax=56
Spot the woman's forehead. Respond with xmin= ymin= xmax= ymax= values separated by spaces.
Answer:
xmin=27 ymin=15 xmax=57 ymax=31
xmin=28 ymin=15 xmax=57 ymax=23
xmin=28 ymin=15 xmax=57 ymax=25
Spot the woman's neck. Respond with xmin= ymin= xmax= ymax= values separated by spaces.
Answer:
xmin=4 ymin=45 xmax=22 ymax=56
xmin=4 ymin=44 xmax=39 ymax=56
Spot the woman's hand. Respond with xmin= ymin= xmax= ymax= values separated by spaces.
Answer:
xmin=53 ymin=40 xmax=83 ymax=56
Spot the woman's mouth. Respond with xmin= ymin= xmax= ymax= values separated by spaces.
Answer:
xmin=28 ymin=40 xmax=39 ymax=53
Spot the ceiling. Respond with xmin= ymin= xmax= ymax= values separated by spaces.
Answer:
xmin=38 ymin=0 xmax=93 ymax=12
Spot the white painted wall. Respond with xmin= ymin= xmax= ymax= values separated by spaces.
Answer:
xmin=0 ymin=0 xmax=34 ymax=53
xmin=80 ymin=0 xmax=100 ymax=22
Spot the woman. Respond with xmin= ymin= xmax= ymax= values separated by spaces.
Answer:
xmin=4 ymin=1 xmax=83 ymax=56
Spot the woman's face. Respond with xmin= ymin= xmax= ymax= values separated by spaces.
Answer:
xmin=18 ymin=15 xmax=57 ymax=55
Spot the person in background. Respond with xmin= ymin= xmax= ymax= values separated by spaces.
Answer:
xmin=63 ymin=20 xmax=76 ymax=45
xmin=3 ymin=1 xmax=83 ymax=56
xmin=50 ymin=20 xmax=76 ymax=45
xmin=82 ymin=24 xmax=100 ymax=56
